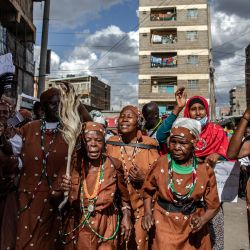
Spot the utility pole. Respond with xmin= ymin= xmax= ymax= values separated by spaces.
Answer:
xmin=210 ymin=66 xmax=216 ymax=121
xmin=38 ymin=0 xmax=50 ymax=96
xmin=207 ymin=2 xmax=216 ymax=121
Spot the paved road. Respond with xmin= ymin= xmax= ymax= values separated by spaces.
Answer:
xmin=224 ymin=198 xmax=249 ymax=250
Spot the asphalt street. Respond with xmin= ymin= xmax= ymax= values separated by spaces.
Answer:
xmin=224 ymin=198 xmax=249 ymax=250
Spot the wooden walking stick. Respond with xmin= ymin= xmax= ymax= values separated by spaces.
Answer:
xmin=58 ymin=82 xmax=82 ymax=211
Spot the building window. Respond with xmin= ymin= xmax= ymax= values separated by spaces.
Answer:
xmin=151 ymin=29 xmax=177 ymax=44
xmin=150 ymin=8 xmax=177 ymax=21
xmin=188 ymin=80 xmax=199 ymax=89
xmin=187 ymin=55 xmax=199 ymax=65
xmin=187 ymin=9 xmax=198 ymax=19
xmin=158 ymin=84 xmax=175 ymax=94
xmin=186 ymin=31 xmax=198 ymax=41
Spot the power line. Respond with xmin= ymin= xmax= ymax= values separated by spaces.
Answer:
xmin=87 ymin=0 xmax=200 ymax=70
xmin=212 ymin=30 xmax=250 ymax=50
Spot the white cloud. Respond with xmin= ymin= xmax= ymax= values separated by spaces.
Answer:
xmin=43 ymin=25 xmax=139 ymax=109
xmin=34 ymin=45 xmax=61 ymax=76
xmin=34 ymin=0 xmax=129 ymax=30
xmin=211 ymin=8 xmax=250 ymax=106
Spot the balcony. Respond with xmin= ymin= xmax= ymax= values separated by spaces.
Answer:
xmin=151 ymin=77 xmax=177 ymax=95
xmin=151 ymin=53 xmax=177 ymax=68
xmin=151 ymin=29 xmax=177 ymax=45
xmin=150 ymin=8 xmax=176 ymax=21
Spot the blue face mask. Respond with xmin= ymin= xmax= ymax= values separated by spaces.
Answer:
xmin=196 ymin=116 xmax=208 ymax=127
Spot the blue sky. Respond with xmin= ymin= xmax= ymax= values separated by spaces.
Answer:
xmin=34 ymin=0 xmax=250 ymax=109
xmin=35 ymin=0 xmax=138 ymax=61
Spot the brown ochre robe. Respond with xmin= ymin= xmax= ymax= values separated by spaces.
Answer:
xmin=143 ymin=155 xmax=220 ymax=250
xmin=15 ymin=120 xmax=68 ymax=250
xmin=61 ymin=155 xmax=130 ymax=250
xmin=0 ymin=149 xmax=19 ymax=250
xmin=106 ymin=132 xmax=159 ymax=250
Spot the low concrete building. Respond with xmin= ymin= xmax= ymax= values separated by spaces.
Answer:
xmin=229 ymin=85 xmax=247 ymax=116
xmin=48 ymin=75 xmax=111 ymax=110
xmin=219 ymin=106 xmax=230 ymax=117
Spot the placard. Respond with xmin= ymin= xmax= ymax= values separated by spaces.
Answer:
xmin=214 ymin=161 xmax=240 ymax=202
xmin=0 ymin=53 xmax=15 ymax=76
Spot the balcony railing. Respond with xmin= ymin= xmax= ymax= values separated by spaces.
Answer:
xmin=151 ymin=33 xmax=177 ymax=44
xmin=150 ymin=9 xmax=177 ymax=21
xmin=151 ymin=77 xmax=177 ymax=93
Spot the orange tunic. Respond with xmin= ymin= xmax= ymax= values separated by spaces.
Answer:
xmin=143 ymin=155 xmax=220 ymax=250
xmin=0 ymin=151 xmax=19 ymax=249
xmin=61 ymin=155 xmax=130 ymax=250
xmin=16 ymin=120 xmax=68 ymax=250
xmin=106 ymin=133 xmax=159 ymax=250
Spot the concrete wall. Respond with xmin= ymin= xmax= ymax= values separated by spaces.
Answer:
xmin=0 ymin=0 xmax=35 ymax=98
xmin=139 ymin=79 xmax=209 ymax=100
xmin=140 ymin=0 xmax=207 ymax=6
xmin=139 ymin=55 xmax=209 ymax=75
xmin=139 ymin=9 xmax=208 ymax=28
xmin=138 ymin=0 xmax=210 ymax=106
xmin=91 ymin=77 xmax=111 ymax=110
xmin=139 ymin=31 xmax=209 ymax=50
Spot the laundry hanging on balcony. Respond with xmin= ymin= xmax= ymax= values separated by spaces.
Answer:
xmin=151 ymin=34 xmax=177 ymax=44
xmin=151 ymin=55 xmax=177 ymax=68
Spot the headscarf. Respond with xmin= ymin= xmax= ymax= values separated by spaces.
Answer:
xmin=83 ymin=121 xmax=105 ymax=136
xmin=40 ymin=88 xmax=60 ymax=106
xmin=171 ymin=118 xmax=201 ymax=141
xmin=184 ymin=95 xmax=210 ymax=121
xmin=0 ymin=72 xmax=15 ymax=97
xmin=184 ymin=96 xmax=229 ymax=159
xmin=0 ymin=98 xmax=13 ymax=113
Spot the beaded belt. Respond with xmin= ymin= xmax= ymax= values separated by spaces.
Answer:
xmin=157 ymin=198 xmax=205 ymax=215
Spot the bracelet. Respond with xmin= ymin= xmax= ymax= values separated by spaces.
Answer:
xmin=242 ymin=116 xmax=250 ymax=123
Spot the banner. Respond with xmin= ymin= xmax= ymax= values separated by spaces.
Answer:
xmin=0 ymin=53 xmax=15 ymax=76
xmin=214 ymin=161 xmax=240 ymax=202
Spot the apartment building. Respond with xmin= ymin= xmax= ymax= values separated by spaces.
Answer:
xmin=48 ymin=75 xmax=111 ymax=110
xmin=229 ymin=85 xmax=247 ymax=116
xmin=138 ymin=0 xmax=211 ymax=115
xmin=0 ymin=0 xmax=38 ymax=97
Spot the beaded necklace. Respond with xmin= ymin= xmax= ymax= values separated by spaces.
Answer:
xmin=60 ymin=157 xmax=120 ymax=244
xmin=167 ymin=156 xmax=197 ymax=205
xmin=119 ymin=136 xmax=138 ymax=183
xmin=82 ymin=158 xmax=105 ymax=213
xmin=18 ymin=119 xmax=60 ymax=214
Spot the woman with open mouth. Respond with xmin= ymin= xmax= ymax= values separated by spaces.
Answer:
xmin=59 ymin=121 xmax=132 ymax=249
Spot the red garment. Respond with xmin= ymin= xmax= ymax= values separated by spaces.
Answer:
xmin=184 ymin=96 xmax=229 ymax=159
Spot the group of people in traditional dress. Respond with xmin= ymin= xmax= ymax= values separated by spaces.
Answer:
xmin=0 ymin=83 xmax=249 ymax=250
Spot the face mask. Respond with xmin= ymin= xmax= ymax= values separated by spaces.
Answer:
xmin=196 ymin=116 xmax=208 ymax=127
